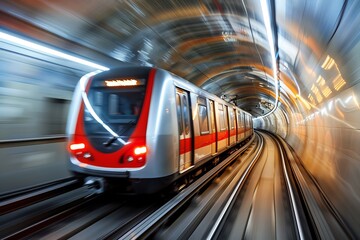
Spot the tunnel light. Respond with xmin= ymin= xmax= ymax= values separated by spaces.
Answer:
xmin=254 ymin=0 xmax=279 ymax=120
xmin=345 ymin=96 xmax=353 ymax=104
xmin=0 ymin=31 xmax=109 ymax=71
xmin=328 ymin=100 xmax=333 ymax=111
xmin=280 ymin=62 xmax=301 ymax=97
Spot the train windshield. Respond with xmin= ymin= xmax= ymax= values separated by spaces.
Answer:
xmin=83 ymin=77 xmax=147 ymax=152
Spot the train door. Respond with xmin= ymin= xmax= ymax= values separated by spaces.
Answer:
xmin=217 ymin=103 xmax=227 ymax=151
xmin=225 ymin=105 xmax=230 ymax=146
xmin=245 ymin=114 xmax=249 ymax=138
xmin=233 ymin=108 xmax=238 ymax=142
xmin=209 ymin=100 xmax=217 ymax=154
xmin=236 ymin=110 xmax=242 ymax=141
xmin=242 ymin=113 xmax=246 ymax=139
xmin=176 ymin=88 xmax=193 ymax=172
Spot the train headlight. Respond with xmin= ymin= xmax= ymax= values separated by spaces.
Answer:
xmin=69 ymin=143 xmax=85 ymax=151
xmin=123 ymin=144 xmax=148 ymax=166
xmin=68 ymin=141 xmax=94 ymax=162
xmin=121 ymin=141 xmax=147 ymax=167
xmin=126 ymin=146 xmax=146 ymax=162
xmin=134 ymin=146 xmax=147 ymax=162
xmin=69 ymin=142 xmax=87 ymax=157
xmin=134 ymin=146 xmax=147 ymax=155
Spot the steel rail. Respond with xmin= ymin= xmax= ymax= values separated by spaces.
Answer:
xmin=272 ymin=134 xmax=305 ymax=240
xmin=3 ymin=193 xmax=100 ymax=239
xmin=0 ymin=177 xmax=76 ymax=200
xmin=206 ymin=133 xmax=264 ymax=239
xmin=0 ymin=178 xmax=81 ymax=215
xmin=0 ymin=135 xmax=66 ymax=144
xmin=276 ymin=135 xmax=355 ymax=239
xmin=119 ymin=134 xmax=256 ymax=240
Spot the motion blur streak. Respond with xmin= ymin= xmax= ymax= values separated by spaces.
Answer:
xmin=1 ymin=0 xmax=360 ymax=237
xmin=256 ymin=0 xmax=279 ymax=119
xmin=0 ymin=31 xmax=109 ymax=71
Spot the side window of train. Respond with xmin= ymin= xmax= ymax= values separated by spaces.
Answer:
xmin=218 ymin=103 xmax=226 ymax=131
xmin=242 ymin=112 xmax=245 ymax=128
xmin=176 ymin=93 xmax=183 ymax=135
xmin=230 ymin=109 xmax=235 ymax=130
xmin=225 ymin=105 xmax=229 ymax=129
xmin=183 ymin=95 xmax=190 ymax=135
xmin=198 ymin=97 xmax=209 ymax=134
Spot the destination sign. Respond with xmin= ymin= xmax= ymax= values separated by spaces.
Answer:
xmin=104 ymin=79 xmax=140 ymax=87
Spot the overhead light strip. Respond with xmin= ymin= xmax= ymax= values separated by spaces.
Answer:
xmin=0 ymin=30 xmax=109 ymax=71
xmin=255 ymin=0 xmax=279 ymax=119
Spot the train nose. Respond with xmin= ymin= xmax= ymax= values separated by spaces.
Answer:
xmin=84 ymin=177 xmax=106 ymax=194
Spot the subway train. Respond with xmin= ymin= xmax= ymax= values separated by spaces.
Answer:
xmin=66 ymin=66 xmax=253 ymax=193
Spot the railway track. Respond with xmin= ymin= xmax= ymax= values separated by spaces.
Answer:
xmin=1 ymin=131 xmax=352 ymax=239
xmin=0 ymin=134 xmax=254 ymax=239
xmin=145 ymin=131 xmax=352 ymax=239
xmin=208 ymin=132 xmax=311 ymax=239
xmin=0 ymin=183 xmax=165 ymax=239
xmin=0 ymin=177 xmax=81 ymax=215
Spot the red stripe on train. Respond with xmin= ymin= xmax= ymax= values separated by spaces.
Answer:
xmin=179 ymin=137 xmax=192 ymax=154
xmin=179 ymin=128 xmax=247 ymax=154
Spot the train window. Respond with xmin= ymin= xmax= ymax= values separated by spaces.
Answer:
xmin=84 ymin=84 xmax=146 ymax=153
xmin=230 ymin=109 xmax=235 ymax=130
xmin=183 ymin=95 xmax=190 ymax=135
xmin=94 ymin=92 xmax=103 ymax=105
xmin=237 ymin=112 xmax=242 ymax=128
xmin=198 ymin=100 xmax=209 ymax=134
xmin=224 ymin=106 xmax=229 ymax=130
xmin=84 ymin=73 xmax=148 ymax=153
xmin=218 ymin=104 xmax=226 ymax=131
xmin=209 ymin=100 xmax=216 ymax=133
xmin=109 ymin=94 xmax=118 ymax=115
xmin=242 ymin=112 xmax=245 ymax=128
xmin=176 ymin=94 xmax=183 ymax=135
xmin=106 ymin=93 xmax=141 ymax=116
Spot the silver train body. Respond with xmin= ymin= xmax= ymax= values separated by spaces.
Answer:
xmin=67 ymin=66 xmax=253 ymax=193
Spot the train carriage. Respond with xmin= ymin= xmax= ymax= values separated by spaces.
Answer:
xmin=67 ymin=66 xmax=253 ymax=193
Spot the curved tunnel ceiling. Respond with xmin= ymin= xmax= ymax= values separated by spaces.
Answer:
xmin=0 ymin=0 xmax=352 ymax=118
xmin=3 ymin=1 xmax=360 ymax=234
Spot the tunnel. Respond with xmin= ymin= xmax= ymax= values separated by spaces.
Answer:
xmin=0 ymin=0 xmax=359 ymax=238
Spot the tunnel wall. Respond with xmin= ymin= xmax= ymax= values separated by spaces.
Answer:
xmin=0 ymin=48 xmax=82 ymax=192
xmin=254 ymin=1 xmax=360 ymax=231
xmin=286 ymin=85 xmax=360 ymax=235
xmin=255 ymin=88 xmax=360 ymax=234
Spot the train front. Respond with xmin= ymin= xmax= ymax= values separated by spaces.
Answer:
xmin=66 ymin=67 xmax=155 ymax=192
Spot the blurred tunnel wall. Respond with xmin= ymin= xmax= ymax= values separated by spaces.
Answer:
xmin=0 ymin=53 xmax=75 ymax=140
xmin=0 ymin=45 xmax=83 ymax=192
xmin=254 ymin=0 xmax=360 ymax=232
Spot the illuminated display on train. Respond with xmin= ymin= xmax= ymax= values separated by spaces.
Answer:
xmin=104 ymin=79 xmax=141 ymax=87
